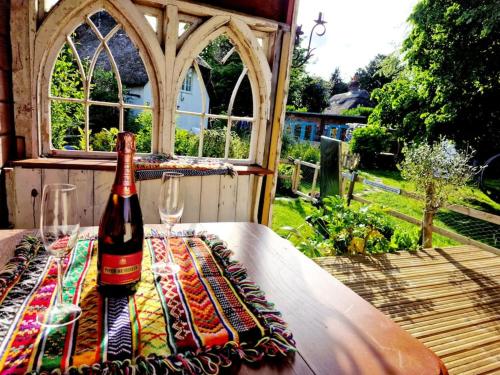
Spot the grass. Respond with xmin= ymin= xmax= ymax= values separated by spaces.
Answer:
xmin=358 ymin=169 xmax=500 ymax=214
xmin=272 ymin=168 xmax=500 ymax=250
xmin=354 ymin=169 xmax=500 ymax=248
xmin=271 ymin=198 xmax=315 ymax=246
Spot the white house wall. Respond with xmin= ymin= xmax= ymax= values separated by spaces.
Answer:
xmin=176 ymin=71 xmax=210 ymax=133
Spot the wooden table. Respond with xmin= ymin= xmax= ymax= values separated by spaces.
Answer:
xmin=0 ymin=223 xmax=447 ymax=375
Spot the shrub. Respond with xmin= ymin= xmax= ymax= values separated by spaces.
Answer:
xmin=390 ymin=228 xmax=420 ymax=251
xmin=174 ymin=128 xmax=250 ymax=159
xmin=399 ymin=138 xmax=480 ymax=247
xmin=91 ymin=127 xmax=119 ymax=151
xmin=342 ymin=106 xmax=374 ymax=117
xmin=133 ymin=111 xmax=152 ymax=153
xmin=285 ymin=142 xmax=320 ymax=164
xmin=277 ymin=164 xmax=295 ymax=195
xmin=350 ymin=125 xmax=390 ymax=167
xmin=288 ymin=196 xmax=419 ymax=257
xmin=175 ymin=128 xmax=198 ymax=156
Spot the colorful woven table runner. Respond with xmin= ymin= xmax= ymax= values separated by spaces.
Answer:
xmin=134 ymin=154 xmax=235 ymax=180
xmin=0 ymin=234 xmax=295 ymax=374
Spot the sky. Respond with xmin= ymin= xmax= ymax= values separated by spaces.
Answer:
xmin=296 ymin=0 xmax=419 ymax=81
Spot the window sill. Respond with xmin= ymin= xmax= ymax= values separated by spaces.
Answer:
xmin=9 ymin=158 xmax=273 ymax=176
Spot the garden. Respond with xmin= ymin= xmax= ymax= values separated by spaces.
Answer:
xmin=273 ymin=0 xmax=500 ymax=259
xmin=274 ymin=131 xmax=499 ymax=258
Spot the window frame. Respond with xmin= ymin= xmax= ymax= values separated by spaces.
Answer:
xmin=34 ymin=0 xmax=275 ymax=165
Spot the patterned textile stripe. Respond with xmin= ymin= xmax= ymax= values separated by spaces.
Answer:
xmin=0 ymin=257 xmax=58 ymax=374
xmin=150 ymin=237 xmax=198 ymax=351
xmin=72 ymin=241 xmax=102 ymax=367
xmin=0 ymin=251 xmax=48 ymax=348
xmin=170 ymin=238 xmax=235 ymax=348
xmin=134 ymin=239 xmax=170 ymax=357
xmin=186 ymin=238 xmax=266 ymax=342
xmin=105 ymin=296 xmax=133 ymax=361
xmin=34 ymin=240 xmax=94 ymax=372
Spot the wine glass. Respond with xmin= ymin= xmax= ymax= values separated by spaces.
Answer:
xmin=37 ymin=184 xmax=81 ymax=327
xmin=152 ymin=172 xmax=184 ymax=275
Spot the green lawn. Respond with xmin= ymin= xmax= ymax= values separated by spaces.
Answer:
xmin=271 ymin=198 xmax=315 ymax=245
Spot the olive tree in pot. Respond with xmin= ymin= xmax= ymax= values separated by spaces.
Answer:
xmin=399 ymin=138 xmax=481 ymax=248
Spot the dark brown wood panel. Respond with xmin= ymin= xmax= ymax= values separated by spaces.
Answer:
xmin=187 ymin=0 xmax=294 ymax=24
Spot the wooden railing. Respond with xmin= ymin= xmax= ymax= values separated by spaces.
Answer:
xmin=279 ymin=158 xmax=320 ymax=202
xmin=343 ymin=171 xmax=500 ymax=255
xmin=277 ymin=157 xmax=500 ymax=254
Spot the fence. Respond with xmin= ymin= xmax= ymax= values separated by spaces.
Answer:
xmin=277 ymin=158 xmax=500 ymax=254
xmin=279 ymin=158 xmax=320 ymax=201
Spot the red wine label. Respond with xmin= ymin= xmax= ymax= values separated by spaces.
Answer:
xmin=100 ymin=252 xmax=142 ymax=285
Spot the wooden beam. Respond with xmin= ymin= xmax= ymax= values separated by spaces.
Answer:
xmin=162 ymin=4 xmax=178 ymax=154
xmin=10 ymin=0 xmax=37 ymax=158
xmin=260 ymin=0 xmax=299 ymax=225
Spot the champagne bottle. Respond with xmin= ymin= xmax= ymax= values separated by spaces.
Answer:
xmin=97 ymin=132 xmax=144 ymax=296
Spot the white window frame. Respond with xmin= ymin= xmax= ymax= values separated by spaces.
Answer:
xmin=48 ymin=13 xmax=154 ymax=153
xmin=33 ymin=0 xmax=276 ymax=164
xmin=180 ymin=68 xmax=193 ymax=92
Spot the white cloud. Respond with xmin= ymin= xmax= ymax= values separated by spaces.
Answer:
xmin=297 ymin=0 xmax=418 ymax=81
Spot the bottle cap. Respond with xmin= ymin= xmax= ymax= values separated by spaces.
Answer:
xmin=116 ymin=132 xmax=136 ymax=153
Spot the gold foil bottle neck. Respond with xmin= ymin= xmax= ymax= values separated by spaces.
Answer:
xmin=116 ymin=132 xmax=136 ymax=153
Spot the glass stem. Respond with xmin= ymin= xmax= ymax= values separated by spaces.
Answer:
xmin=55 ymin=257 xmax=64 ymax=306
xmin=165 ymin=224 xmax=172 ymax=261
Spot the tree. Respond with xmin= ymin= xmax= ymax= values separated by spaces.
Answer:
xmin=372 ymin=0 xmax=500 ymax=160
xmin=329 ymin=68 xmax=348 ymax=96
xmin=355 ymin=54 xmax=403 ymax=93
xmin=369 ymin=69 xmax=428 ymax=142
xmin=200 ymin=35 xmax=252 ymax=116
xmin=399 ymin=138 xmax=480 ymax=248
xmin=50 ymin=44 xmax=85 ymax=150
xmin=300 ymin=76 xmax=331 ymax=113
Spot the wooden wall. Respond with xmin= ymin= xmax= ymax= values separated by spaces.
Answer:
xmin=5 ymin=167 xmax=256 ymax=228
xmin=0 ymin=0 xmax=12 ymax=167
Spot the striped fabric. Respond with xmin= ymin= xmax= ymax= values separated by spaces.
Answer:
xmin=134 ymin=154 xmax=235 ymax=180
xmin=0 ymin=234 xmax=295 ymax=374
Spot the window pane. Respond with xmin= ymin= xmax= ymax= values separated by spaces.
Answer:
xmin=144 ymin=15 xmax=157 ymax=32
xmin=231 ymin=74 xmax=253 ymax=117
xmin=199 ymin=35 xmax=251 ymax=116
xmin=125 ymin=108 xmax=152 ymax=153
xmin=72 ymin=22 xmax=100 ymax=74
xmin=202 ymin=118 xmax=228 ymax=158
xmin=229 ymin=120 xmax=251 ymax=159
xmin=178 ymin=22 xmax=191 ymax=37
xmin=177 ymin=66 xmax=204 ymax=112
xmin=175 ymin=113 xmax=202 ymax=157
xmin=89 ymin=105 xmax=119 ymax=151
xmin=50 ymin=101 xmax=84 ymax=150
xmin=89 ymin=11 xmax=117 ymax=38
xmin=90 ymin=50 xmax=119 ymax=102
xmin=51 ymin=43 xmax=84 ymax=99
xmin=108 ymin=29 xmax=151 ymax=105
xmin=44 ymin=0 xmax=59 ymax=12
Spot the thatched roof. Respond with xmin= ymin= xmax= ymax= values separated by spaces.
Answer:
xmin=74 ymin=12 xmax=149 ymax=87
xmin=324 ymin=79 xmax=373 ymax=115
